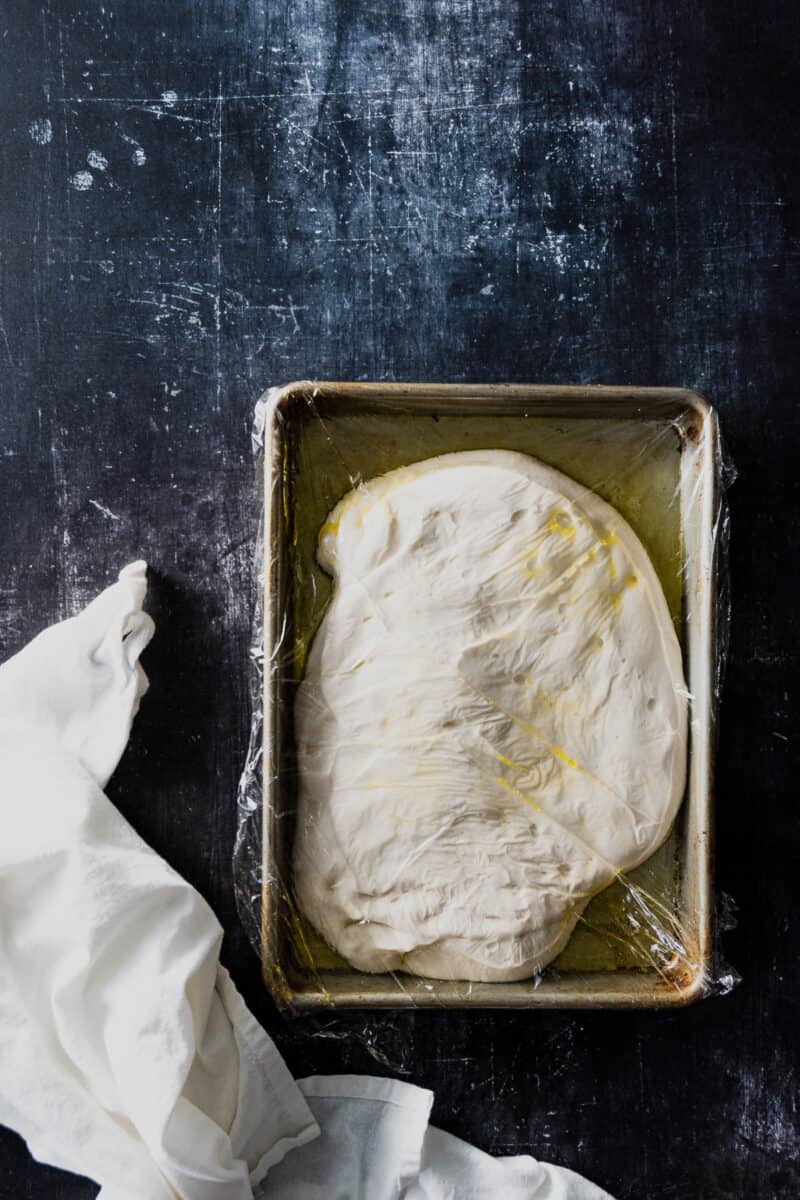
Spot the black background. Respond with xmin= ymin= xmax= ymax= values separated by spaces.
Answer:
xmin=1 ymin=2 xmax=798 ymax=1197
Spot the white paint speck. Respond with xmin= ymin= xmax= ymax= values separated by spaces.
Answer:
xmin=98 ymin=260 xmax=114 ymax=274
xmin=70 ymin=170 xmax=94 ymax=191
xmin=161 ymin=90 xmax=178 ymax=105
xmin=480 ymin=283 xmax=495 ymax=296
xmin=87 ymin=149 xmax=108 ymax=171
xmin=132 ymin=146 xmax=146 ymax=166
xmin=29 ymin=117 xmax=52 ymax=145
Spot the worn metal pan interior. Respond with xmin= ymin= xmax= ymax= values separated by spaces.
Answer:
xmin=261 ymin=382 xmax=718 ymax=1010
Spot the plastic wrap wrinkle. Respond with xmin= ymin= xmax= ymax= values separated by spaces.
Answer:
xmin=234 ymin=381 xmax=737 ymax=1012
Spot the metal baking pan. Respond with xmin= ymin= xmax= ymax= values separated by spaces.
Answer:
xmin=260 ymin=382 xmax=719 ymax=1009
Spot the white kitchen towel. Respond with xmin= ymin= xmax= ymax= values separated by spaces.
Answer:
xmin=0 ymin=562 xmax=614 ymax=1200
xmin=260 ymin=1076 xmax=614 ymax=1200
xmin=0 ymin=563 xmax=318 ymax=1199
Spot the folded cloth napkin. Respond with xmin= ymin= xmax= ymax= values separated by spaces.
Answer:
xmin=0 ymin=563 xmax=614 ymax=1200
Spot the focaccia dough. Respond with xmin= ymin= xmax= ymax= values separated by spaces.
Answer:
xmin=294 ymin=450 xmax=687 ymax=982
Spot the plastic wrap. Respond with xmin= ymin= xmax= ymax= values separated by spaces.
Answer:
xmin=235 ymin=381 xmax=737 ymax=1012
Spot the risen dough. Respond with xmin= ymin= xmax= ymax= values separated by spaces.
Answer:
xmin=294 ymin=450 xmax=687 ymax=982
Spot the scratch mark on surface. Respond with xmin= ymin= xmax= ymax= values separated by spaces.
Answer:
xmin=88 ymin=498 xmax=120 ymax=521
xmin=57 ymin=19 xmax=72 ymax=231
xmin=214 ymin=73 xmax=224 ymax=414
xmin=50 ymin=442 xmax=77 ymax=618
xmin=334 ymin=127 xmax=370 ymax=200
xmin=140 ymin=103 xmax=206 ymax=126
xmin=367 ymin=115 xmax=375 ymax=339
xmin=267 ymin=298 xmax=304 ymax=334
xmin=0 ymin=279 xmax=16 ymax=373
xmin=119 ymin=129 xmax=147 ymax=165
xmin=637 ymin=1038 xmax=650 ymax=1192
xmin=668 ymin=27 xmax=680 ymax=275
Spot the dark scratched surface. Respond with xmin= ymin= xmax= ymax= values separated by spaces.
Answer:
xmin=0 ymin=2 xmax=798 ymax=1197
